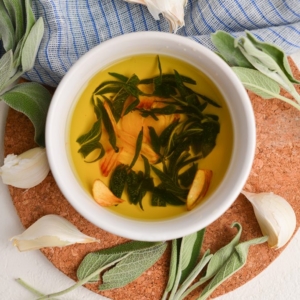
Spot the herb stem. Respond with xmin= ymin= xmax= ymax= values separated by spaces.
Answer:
xmin=16 ymin=278 xmax=45 ymax=297
xmin=290 ymin=88 xmax=300 ymax=104
xmin=270 ymin=93 xmax=300 ymax=110
xmin=245 ymin=82 xmax=300 ymax=110
xmin=35 ymin=253 xmax=131 ymax=300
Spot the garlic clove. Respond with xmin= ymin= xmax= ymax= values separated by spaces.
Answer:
xmin=186 ymin=169 xmax=212 ymax=211
xmin=92 ymin=179 xmax=124 ymax=206
xmin=124 ymin=0 xmax=187 ymax=32
xmin=0 ymin=147 xmax=50 ymax=189
xmin=242 ymin=191 xmax=296 ymax=249
xmin=10 ymin=214 xmax=100 ymax=251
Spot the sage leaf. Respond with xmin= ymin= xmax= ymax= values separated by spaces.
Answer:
xmin=21 ymin=17 xmax=44 ymax=72
xmin=76 ymin=120 xmax=101 ymax=145
xmin=148 ymin=126 xmax=161 ymax=154
xmin=197 ymin=236 xmax=268 ymax=300
xmin=97 ymin=99 xmax=118 ymax=152
xmin=108 ymin=72 xmax=128 ymax=82
xmin=99 ymin=242 xmax=167 ymax=290
xmin=232 ymin=67 xmax=280 ymax=99
xmin=178 ymin=163 xmax=198 ymax=188
xmin=78 ymin=140 xmax=104 ymax=162
xmin=0 ymin=82 xmax=51 ymax=146
xmin=180 ymin=228 xmax=205 ymax=283
xmin=109 ymin=164 xmax=128 ymax=198
xmin=235 ymin=35 xmax=294 ymax=93
xmin=151 ymin=166 xmax=187 ymax=197
xmin=151 ymin=187 xmax=185 ymax=206
xmin=245 ymin=31 xmax=300 ymax=84
xmin=175 ymin=250 xmax=212 ymax=300
xmin=0 ymin=0 xmax=15 ymax=51
xmin=0 ymin=50 xmax=13 ymax=93
xmin=169 ymin=229 xmax=205 ymax=299
xmin=198 ymin=222 xmax=242 ymax=285
xmin=3 ymin=0 xmax=25 ymax=43
xmin=123 ymin=98 xmax=139 ymax=115
xmin=77 ymin=241 xmax=162 ymax=282
xmin=211 ymin=31 xmax=252 ymax=68
xmin=162 ymin=239 xmax=179 ymax=300
xmin=129 ymin=127 xmax=143 ymax=169
xmin=13 ymin=0 xmax=36 ymax=67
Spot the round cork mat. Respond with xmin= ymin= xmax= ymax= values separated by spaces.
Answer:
xmin=4 ymin=58 xmax=300 ymax=300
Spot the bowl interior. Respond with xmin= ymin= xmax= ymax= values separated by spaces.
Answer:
xmin=46 ymin=32 xmax=256 ymax=241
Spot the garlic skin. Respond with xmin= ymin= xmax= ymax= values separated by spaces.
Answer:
xmin=124 ymin=0 xmax=187 ymax=32
xmin=10 ymin=214 xmax=100 ymax=251
xmin=0 ymin=147 xmax=49 ymax=188
xmin=242 ymin=191 xmax=296 ymax=249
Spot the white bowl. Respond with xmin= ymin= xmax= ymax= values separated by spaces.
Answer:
xmin=46 ymin=31 xmax=255 ymax=241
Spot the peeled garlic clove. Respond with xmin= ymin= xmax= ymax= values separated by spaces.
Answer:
xmin=124 ymin=0 xmax=187 ymax=32
xmin=242 ymin=191 xmax=296 ymax=249
xmin=92 ymin=179 xmax=124 ymax=207
xmin=10 ymin=214 xmax=100 ymax=251
xmin=0 ymin=147 xmax=49 ymax=188
xmin=187 ymin=169 xmax=212 ymax=211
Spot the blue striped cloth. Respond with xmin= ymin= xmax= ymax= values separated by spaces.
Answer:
xmin=26 ymin=0 xmax=300 ymax=87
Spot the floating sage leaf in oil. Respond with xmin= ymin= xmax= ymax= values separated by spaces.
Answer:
xmin=151 ymin=186 xmax=184 ymax=206
xmin=123 ymin=98 xmax=140 ymax=115
xmin=109 ymin=164 xmax=128 ymax=198
xmin=77 ymin=140 xmax=104 ymax=162
xmin=129 ymin=127 xmax=143 ymax=169
xmin=148 ymin=126 xmax=161 ymax=154
xmin=108 ymin=72 xmax=129 ymax=82
xmin=77 ymin=119 xmax=101 ymax=145
xmin=178 ymin=163 xmax=198 ymax=188
xmin=96 ymin=98 xmax=118 ymax=152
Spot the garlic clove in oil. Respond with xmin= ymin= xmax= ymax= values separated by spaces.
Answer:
xmin=242 ymin=191 xmax=296 ymax=249
xmin=92 ymin=179 xmax=124 ymax=207
xmin=10 ymin=214 xmax=100 ymax=251
xmin=0 ymin=147 xmax=50 ymax=189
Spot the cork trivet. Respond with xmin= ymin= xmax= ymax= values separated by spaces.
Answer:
xmin=4 ymin=57 xmax=300 ymax=300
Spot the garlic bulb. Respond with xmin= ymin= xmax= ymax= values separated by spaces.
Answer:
xmin=10 ymin=214 xmax=100 ymax=251
xmin=125 ymin=0 xmax=187 ymax=32
xmin=0 ymin=147 xmax=49 ymax=188
xmin=242 ymin=191 xmax=296 ymax=249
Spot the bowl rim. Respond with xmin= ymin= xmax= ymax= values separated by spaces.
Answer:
xmin=46 ymin=31 xmax=256 ymax=241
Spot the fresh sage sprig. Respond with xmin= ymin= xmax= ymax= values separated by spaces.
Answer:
xmin=163 ymin=222 xmax=268 ymax=300
xmin=0 ymin=0 xmax=51 ymax=147
xmin=17 ymin=241 xmax=167 ymax=299
xmin=211 ymin=30 xmax=300 ymax=111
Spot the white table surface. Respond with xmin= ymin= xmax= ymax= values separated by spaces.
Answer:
xmin=1 ymin=53 xmax=300 ymax=299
